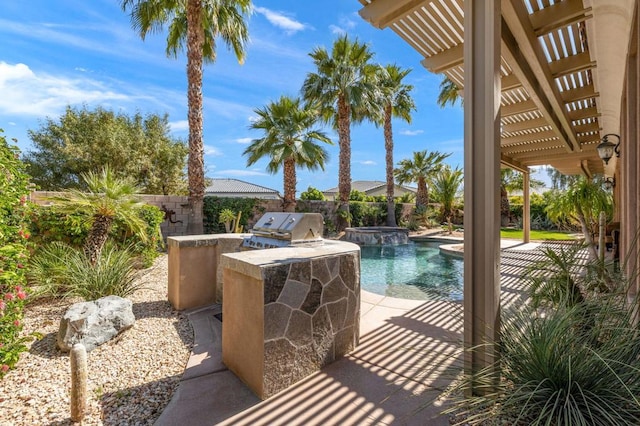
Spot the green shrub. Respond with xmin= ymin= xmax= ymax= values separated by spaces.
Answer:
xmin=0 ymin=131 xmax=34 ymax=377
xmin=449 ymin=244 xmax=640 ymax=424
xmin=29 ymin=203 xmax=163 ymax=267
xmin=450 ymin=298 xmax=640 ymax=425
xmin=348 ymin=189 xmax=368 ymax=201
xmin=27 ymin=242 xmax=73 ymax=298
xmin=300 ymin=186 xmax=325 ymax=201
xmin=114 ymin=204 xmax=164 ymax=267
xmin=28 ymin=242 xmax=140 ymax=300
xmin=348 ymin=202 xmax=386 ymax=227
xmin=203 ymin=197 xmax=263 ymax=234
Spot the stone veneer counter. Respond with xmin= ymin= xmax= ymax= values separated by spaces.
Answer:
xmin=220 ymin=240 xmax=361 ymax=399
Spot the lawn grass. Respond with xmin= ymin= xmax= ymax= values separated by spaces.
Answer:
xmin=500 ymin=228 xmax=576 ymax=241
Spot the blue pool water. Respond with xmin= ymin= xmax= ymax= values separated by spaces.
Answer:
xmin=360 ymin=242 xmax=463 ymax=301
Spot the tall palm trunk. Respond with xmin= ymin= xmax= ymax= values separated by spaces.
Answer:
xmin=283 ymin=157 xmax=297 ymax=212
xmin=186 ymin=0 xmax=205 ymax=235
xmin=337 ymin=95 xmax=351 ymax=230
xmin=384 ymin=105 xmax=397 ymax=227
xmin=575 ymin=203 xmax=599 ymax=260
xmin=416 ymin=176 xmax=428 ymax=210
xmin=500 ymin=185 xmax=510 ymax=226
xmin=84 ymin=215 xmax=113 ymax=265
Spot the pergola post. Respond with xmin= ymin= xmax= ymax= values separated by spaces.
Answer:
xmin=523 ymin=169 xmax=530 ymax=243
xmin=463 ymin=0 xmax=502 ymax=393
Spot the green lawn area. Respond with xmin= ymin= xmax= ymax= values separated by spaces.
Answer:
xmin=500 ymin=228 xmax=576 ymax=241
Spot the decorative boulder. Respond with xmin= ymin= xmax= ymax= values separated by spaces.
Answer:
xmin=57 ymin=295 xmax=135 ymax=352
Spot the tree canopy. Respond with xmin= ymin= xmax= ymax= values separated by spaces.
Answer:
xmin=24 ymin=106 xmax=188 ymax=194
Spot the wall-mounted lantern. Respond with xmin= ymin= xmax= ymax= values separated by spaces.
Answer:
xmin=596 ymin=134 xmax=620 ymax=165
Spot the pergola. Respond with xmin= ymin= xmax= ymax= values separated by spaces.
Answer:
xmin=356 ymin=0 xmax=638 ymax=392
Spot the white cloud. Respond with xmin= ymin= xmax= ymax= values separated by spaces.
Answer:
xmin=204 ymin=145 xmax=223 ymax=156
xmin=400 ymin=129 xmax=424 ymax=136
xmin=254 ymin=7 xmax=307 ymax=34
xmin=214 ymin=169 xmax=268 ymax=177
xmin=169 ymin=120 xmax=189 ymax=132
xmin=329 ymin=16 xmax=357 ymax=35
xmin=8 ymin=122 xmax=16 ymax=126
xmin=329 ymin=25 xmax=346 ymax=35
xmin=0 ymin=62 xmax=131 ymax=117
xmin=359 ymin=160 xmax=376 ymax=166
xmin=235 ymin=137 xmax=252 ymax=144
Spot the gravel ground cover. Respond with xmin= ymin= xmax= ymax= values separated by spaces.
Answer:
xmin=0 ymin=254 xmax=193 ymax=425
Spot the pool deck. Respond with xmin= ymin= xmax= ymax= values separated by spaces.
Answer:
xmin=156 ymin=239 xmax=562 ymax=426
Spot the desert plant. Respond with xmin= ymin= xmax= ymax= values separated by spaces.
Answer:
xmin=218 ymin=209 xmax=237 ymax=233
xmin=203 ymin=197 xmax=262 ymax=234
xmin=28 ymin=242 xmax=140 ymax=300
xmin=50 ymin=167 xmax=147 ymax=265
xmin=27 ymin=241 xmax=75 ymax=298
xmin=30 ymin=203 xmax=163 ymax=267
xmin=449 ymin=242 xmax=640 ymax=425
xmin=449 ymin=295 xmax=640 ymax=425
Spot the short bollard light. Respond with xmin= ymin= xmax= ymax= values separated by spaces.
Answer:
xmin=70 ymin=343 xmax=88 ymax=422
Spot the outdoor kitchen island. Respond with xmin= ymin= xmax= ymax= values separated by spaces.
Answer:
xmin=221 ymin=239 xmax=361 ymax=399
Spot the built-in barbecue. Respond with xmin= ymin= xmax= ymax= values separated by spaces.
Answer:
xmin=242 ymin=212 xmax=324 ymax=249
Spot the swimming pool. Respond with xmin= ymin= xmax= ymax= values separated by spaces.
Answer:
xmin=360 ymin=242 xmax=463 ymax=301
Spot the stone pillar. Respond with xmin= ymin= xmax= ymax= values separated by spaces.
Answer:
xmin=463 ymin=0 xmax=502 ymax=393
xmin=167 ymin=234 xmax=247 ymax=310
xmin=221 ymin=241 xmax=360 ymax=399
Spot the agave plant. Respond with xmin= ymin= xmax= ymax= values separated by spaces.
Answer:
xmin=28 ymin=242 xmax=141 ymax=300
xmin=447 ymin=244 xmax=640 ymax=425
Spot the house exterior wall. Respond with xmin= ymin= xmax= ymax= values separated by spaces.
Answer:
xmin=620 ymin=4 xmax=640 ymax=304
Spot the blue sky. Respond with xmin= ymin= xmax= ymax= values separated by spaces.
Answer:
xmin=1 ymin=0 xmax=470 ymax=194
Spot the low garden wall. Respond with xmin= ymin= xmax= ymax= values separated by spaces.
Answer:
xmin=31 ymin=192 xmax=418 ymax=239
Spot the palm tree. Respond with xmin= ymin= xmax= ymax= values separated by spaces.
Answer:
xmin=500 ymin=168 xmax=546 ymax=225
xmin=394 ymin=150 xmax=451 ymax=211
xmin=437 ymin=76 xmax=462 ymax=108
xmin=244 ymin=96 xmax=333 ymax=212
xmin=121 ymin=0 xmax=252 ymax=235
xmin=52 ymin=168 xmax=147 ymax=265
xmin=430 ymin=165 xmax=463 ymax=234
xmin=545 ymin=176 xmax=613 ymax=260
xmin=375 ymin=64 xmax=415 ymax=227
xmin=302 ymin=34 xmax=379 ymax=230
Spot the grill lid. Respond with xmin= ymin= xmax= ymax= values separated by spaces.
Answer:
xmin=243 ymin=212 xmax=324 ymax=249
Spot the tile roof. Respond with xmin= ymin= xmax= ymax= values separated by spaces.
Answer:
xmin=323 ymin=180 xmax=416 ymax=194
xmin=205 ymin=178 xmax=280 ymax=195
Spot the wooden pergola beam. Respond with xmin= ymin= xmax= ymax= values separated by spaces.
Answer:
xmin=501 ymin=130 xmax=558 ymax=146
xmin=568 ymin=107 xmax=599 ymax=121
xmin=549 ymin=52 xmax=596 ymax=78
xmin=529 ymin=0 xmax=592 ymax=36
xmin=502 ymin=117 xmax=549 ymax=132
xmin=421 ymin=44 xmax=464 ymax=73
xmin=501 ymin=0 xmax=580 ymax=153
xmin=501 ymin=99 xmax=537 ymax=117
xmin=560 ymin=84 xmax=598 ymax=103
xmin=502 ymin=139 xmax=564 ymax=154
xmin=358 ymin=0 xmax=424 ymax=29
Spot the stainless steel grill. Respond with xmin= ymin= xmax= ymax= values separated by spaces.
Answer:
xmin=242 ymin=212 xmax=324 ymax=249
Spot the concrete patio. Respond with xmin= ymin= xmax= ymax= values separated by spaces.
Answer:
xmin=156 ymin=241 xmax=568 ymax=426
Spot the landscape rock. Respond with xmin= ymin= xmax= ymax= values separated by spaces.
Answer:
xmin=57 ymin=295 xmax=135 ymax=352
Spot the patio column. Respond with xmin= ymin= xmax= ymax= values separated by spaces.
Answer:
xmin=463 ymin=0 xmax=501 ymax=394
xmin=622 ymin=8 xmax=639 ymax=308
xmin=523 ymin=169 xmax=530 ymax=243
